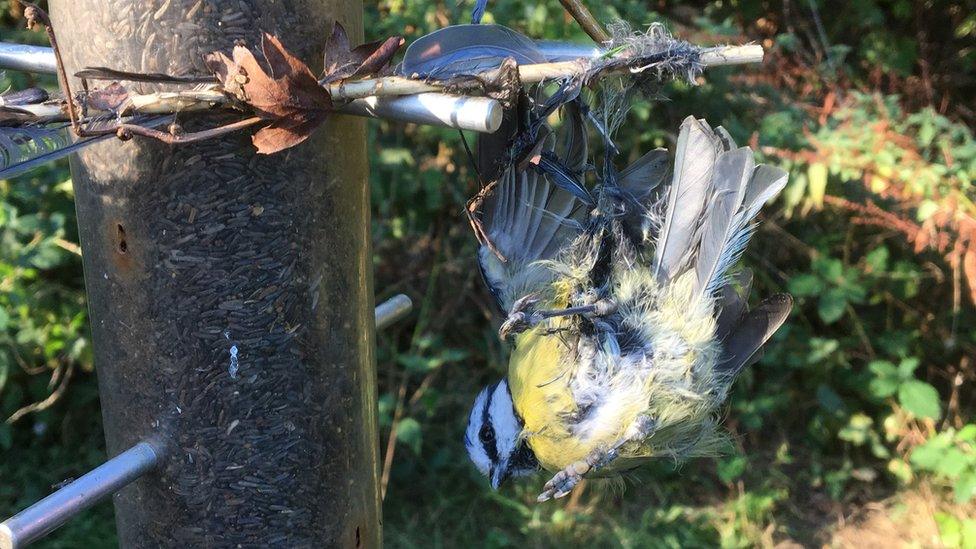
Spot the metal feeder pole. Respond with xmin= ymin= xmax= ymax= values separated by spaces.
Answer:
xmin=46 ymin=0 xmax=381 ymax=546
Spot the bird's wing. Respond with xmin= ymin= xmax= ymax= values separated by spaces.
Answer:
xmin=554 ymin=100 xmax=588 ymax=176
xmin=651 ymin=120 xmax=789 ymax=376
xmin=714 ymin=268 xmax=753 ymax=342
xmin=477 ymin=107 xmax=588 ymax=312
xmin=617 ymin=147 xmax=669 ymax=203
xmin=397 ymin=24 xmax=546 ymax=79
xmin=475 ymin=90 xmax=527 ymax=184
xmin=716 ymin=293 xmax=793 ymax=377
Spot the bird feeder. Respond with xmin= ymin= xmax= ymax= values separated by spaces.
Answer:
xmin=5 ymin=0 xmax=384 ymax=546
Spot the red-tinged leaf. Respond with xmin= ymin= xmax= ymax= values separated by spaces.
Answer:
xmin=350 ymin=36 xmax=404 ymax=80
xmin=322 ymin=22 xmax=403 ymax=84
xmin=255 ymin=34 xmax=332 ymax=115
xmin=964 ymin=245 xmax=976 ymax=306
xmin=261 ymin=33 xmax=308 ymax=80
xmin=327 ymin=22 xmax=352 ymax=59
xmin=323 ymin=22 xmax=354 ymax=78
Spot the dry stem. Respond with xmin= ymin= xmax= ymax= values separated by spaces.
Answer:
xmin=558 ymin=0 xmax=610 ymax=43
xmin=328 ymin=44 xmax=764 ymax=101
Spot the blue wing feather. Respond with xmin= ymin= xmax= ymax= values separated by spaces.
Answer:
xmin=398 ymin=24 xmax=546 ymax=79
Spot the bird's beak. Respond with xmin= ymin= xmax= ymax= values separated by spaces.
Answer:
xmin=490 ymin=465 xmax=509 ymax=490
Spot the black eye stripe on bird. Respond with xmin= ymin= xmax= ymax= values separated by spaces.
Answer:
xmin=479 ymin=380 xmax=499 ymax=462
xmin=463 ymin=76 xmax=793 ymax=502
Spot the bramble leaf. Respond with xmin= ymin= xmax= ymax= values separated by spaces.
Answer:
xmin=898 ymin=380 xmax=941 ymax=420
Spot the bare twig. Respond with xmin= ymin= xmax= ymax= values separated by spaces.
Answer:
xmin=54 ymin=237 xmax=81 ymax=256
xmin=380 ymin=374 xmax=407 ymax=500
xmin=557 ymin=0 xmax=610 ymax=43
xmin=328 ymin=45 xmax=764 ymax=101
xmin=465 ymin=178 xmax=506 ymax=261
xmin=21 ymin=2 xmax=83 ymax=135
xmin=115 ymin=116 xmax=263 ymax=144
xmin=6 ymin=361 xmax=74 ymax=424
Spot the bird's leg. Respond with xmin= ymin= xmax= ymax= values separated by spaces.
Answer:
xmin=536 ymin=447 xmax=614 ymax=502
xmin=538 ymin=299 xmax=616 ymax=319
xmin=537 ymin=416 xmax=655 ymax=502
xmin=498 ymin=297 xmax=616 ymax=340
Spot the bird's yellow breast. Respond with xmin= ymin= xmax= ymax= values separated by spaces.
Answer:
xmin=508 ymin=326 xmax=598 ymax=471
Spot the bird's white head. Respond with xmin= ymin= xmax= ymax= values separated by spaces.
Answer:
xmin=464 ymin=379 xmax=538 ymax=489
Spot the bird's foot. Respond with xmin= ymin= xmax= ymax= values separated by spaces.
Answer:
xmin=537 ymin=448 xmax=619 ymax=502
xmin=537 ymin=461 xmax=587 ymax=502
xmin=536 ymin=416 xmax=656 ymax=502
xmin=498 ymin=294 xmax=543 ymax=340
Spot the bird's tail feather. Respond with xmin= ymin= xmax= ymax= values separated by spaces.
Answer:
xmin=649 ymin=116 xmax=787 ymax=297
xmin=652 ymin=117 xmax=720 ymax=281
xmin=694 ymin=146 xmax=755 ymax=295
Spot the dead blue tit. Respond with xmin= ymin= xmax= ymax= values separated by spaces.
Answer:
xmin=464 ymin=109 xmax=793 ymax=501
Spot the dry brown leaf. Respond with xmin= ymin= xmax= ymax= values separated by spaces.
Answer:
xmin=916 ymin=218 xmax=934 ymax=253
xmin=964 ymin=244 xmax=976 ymax=305
xmin=87 ymin=82 xmax=129 ymax=112
xmin=206 ymin=33 xmax=332 ymax=154
xmin=252 ymin=111 xmax=325 ymax=154
xmin=322 ymin=22 xmax=403 ymax=84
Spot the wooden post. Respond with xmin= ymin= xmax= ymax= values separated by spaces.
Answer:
xmin=48 ymin=1 xmax=381 ymax=546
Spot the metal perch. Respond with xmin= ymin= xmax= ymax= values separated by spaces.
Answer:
xmin=0 ymin=40 xmax=762 ymax=134
xmin=375 ymin=294 xmax=414 ymax=330
xmin=0 ymin=441 xmax=162 ymax=549
xmin=0 ymin=42 xmax=501 ymax=134
xmin=0 ymin=42 xmax=56 ymax=74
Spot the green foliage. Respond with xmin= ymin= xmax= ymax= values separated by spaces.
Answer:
xmin=912 ymin=427 xmax=976 ymax=504
xmin=935 ymin=513 xmax=976 ymax=549
xmin=866 ymin=358 xmax=942 ymax=420
xmin=789 ymin=256 xmax=867 ymax=324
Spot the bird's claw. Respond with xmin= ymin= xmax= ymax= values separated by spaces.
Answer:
xmin=498 ymin=294 xmax=542 ymax=340
xmin=537 ymin=460 xmax=590 ymax=502
xmin=511 ymin=294 xmax=541 ymax=313
xmin=498 ymin=313 xmax=530 ymax=340
xmin=536 ymin=446 xmax=624 ymax=502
